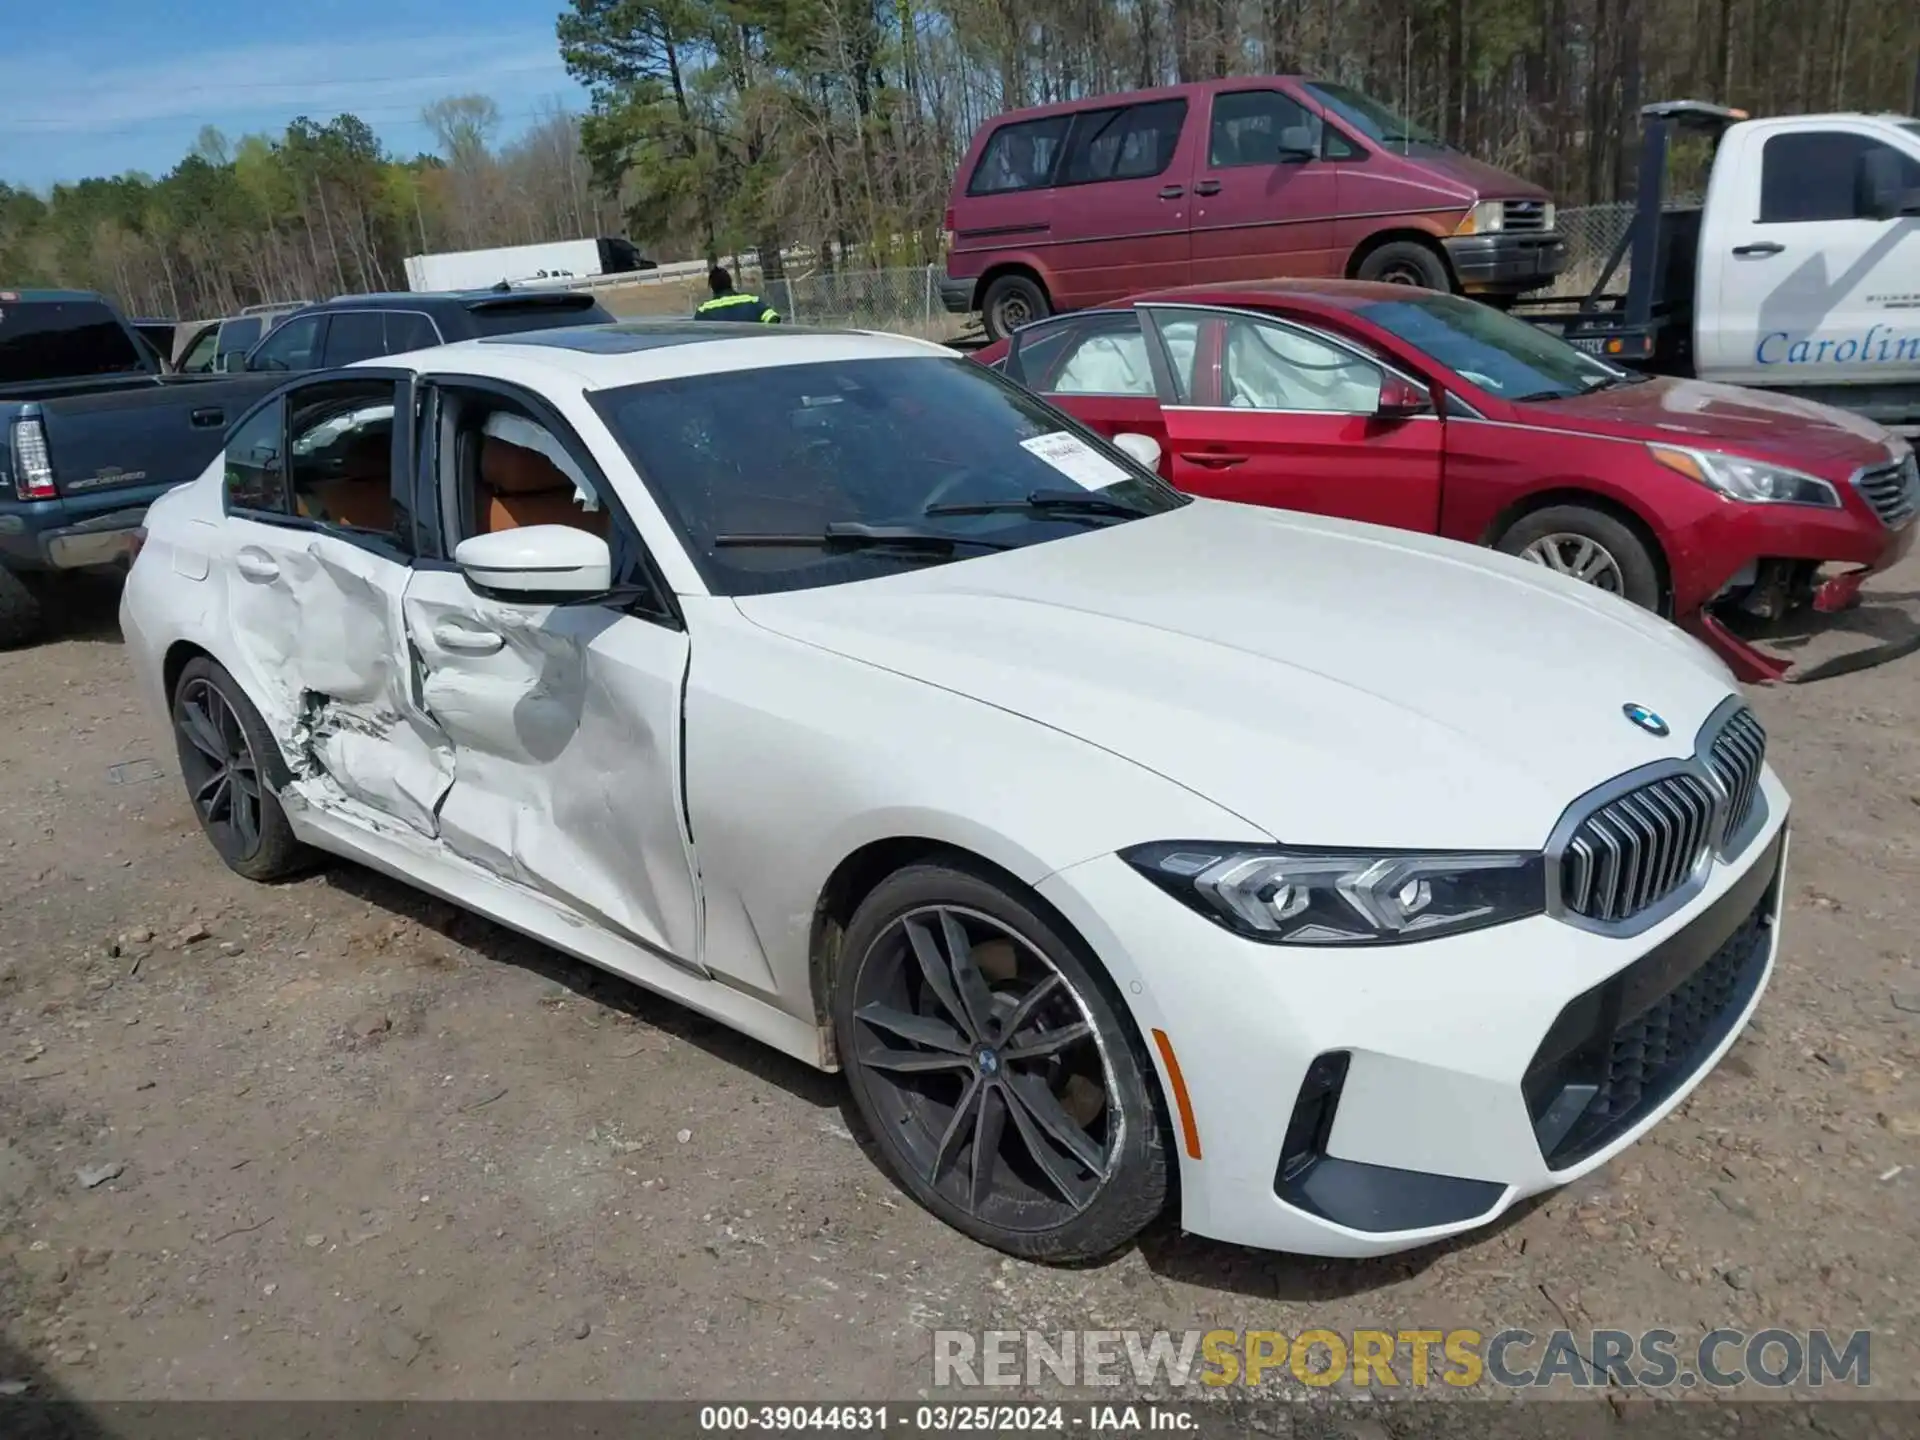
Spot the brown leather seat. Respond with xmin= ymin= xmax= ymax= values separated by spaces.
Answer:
xmin=477 ymin=435 xmax=608 ymax=536
xmin=297 ymin=429 xmax=394 ymax=533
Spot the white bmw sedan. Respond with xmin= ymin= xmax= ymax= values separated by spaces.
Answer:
xmin=121 ymin=323 xmax=1787 ymax=1263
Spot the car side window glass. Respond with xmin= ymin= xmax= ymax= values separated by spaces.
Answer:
xmin=287 ymin=378 xmax=407 ymax=550
xmin=1322 ymin=125 xmax=1361 ymax=161
xmin=967 ymin=115 xmax=1071 ymax=195
xmin=247 ymin=314 xmax=323 ymax=372
xmin=1060 ymin=100 xmax=1188 ymax=185
xmin=224 ymin=398 xmax=290 ymax=514
xmin=1209 ymin=91 xmax=1320 ymax=168
xmin=1758 ymin=132 xmax=1919 ymax=222
xmin=179 ymin=328 xmax=219 ymax=373
xmin=384 ymin=312 xmax=438 ymax=353
xmin=1143 ymin=310 xmax=1207 ymax=403
xmin=214 ymin=317 xmax=261 ymax=371
xmin=1220 ymin=316 xmax=1382 ymax=413
xmin=321 ymin=311 xmax=386 ymax=367
xmin=1047 ymin=315 xmax=1157 ymax=397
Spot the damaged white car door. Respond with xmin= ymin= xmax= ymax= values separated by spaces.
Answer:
xmin=397 ymin=377 xmax=702 ymax=972
xmin=218 ymin=372 xmax=455 ymax=835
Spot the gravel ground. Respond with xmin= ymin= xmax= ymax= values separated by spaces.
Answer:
xmin=1 ymin=564 xmax=1918 ymax=1409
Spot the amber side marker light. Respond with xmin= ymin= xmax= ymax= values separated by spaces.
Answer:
xmin=1150 ymin=1028 xmax=1203 ymax=1160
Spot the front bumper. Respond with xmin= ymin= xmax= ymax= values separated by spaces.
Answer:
xmin=938 ymin=275 xmax=978 ymax=316
xmin=1674 ymin=500 xmax=1916 ymax=684
xmin=1038 ymin=770 xmax=1788 ymax=1257
xmin=1442 ymin=233 xmax=1568 ymax=295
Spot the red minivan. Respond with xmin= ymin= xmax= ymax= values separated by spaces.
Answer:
xmin=942 ymin=77 xmax=1567 ymax=339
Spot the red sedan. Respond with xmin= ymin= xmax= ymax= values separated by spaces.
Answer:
xmin=973 ymin=280 xmax=1918 ymax=682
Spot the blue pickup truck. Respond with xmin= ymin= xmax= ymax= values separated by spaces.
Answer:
xmin=0 ymin=290 xmax=282 ymax=645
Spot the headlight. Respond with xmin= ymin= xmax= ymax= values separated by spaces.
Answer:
xmin=1649 ymin=445 xmax=1841 ymax=508
xmin=1542 ymin=201 xmax=1557 ymax=231
xmin=1454 ymin=200 xmax=1505 ymax=236
xmin=1120 ymin=842 xmax=1546 ymax=946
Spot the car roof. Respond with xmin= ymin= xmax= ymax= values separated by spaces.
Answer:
xmin=1124 ymin=278 xmax=1424 ymax=311
xmin=371 ymin=320 xmax=956 ymax=391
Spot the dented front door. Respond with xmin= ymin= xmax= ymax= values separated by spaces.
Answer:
xmin=399 ymin=571 xmax=702 ymax=970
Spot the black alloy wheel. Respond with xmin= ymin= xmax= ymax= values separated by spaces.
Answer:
xmin=836 ymin=863 xmax=1169 ymax=1261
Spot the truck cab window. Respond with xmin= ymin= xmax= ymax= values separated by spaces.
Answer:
xmin=0 ymin=301 xmax=146 ymax=384
xmin=1759 ymin=132 xmax=1920 ymax=223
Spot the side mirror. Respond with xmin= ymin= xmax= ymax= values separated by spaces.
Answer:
xmin=1112 ymin=432 xmax=1163 ymax=471
xmin=1858 ymin=149 xmax=1920 ymax=220
xmin=1375 ymin=374 xmax=1433 ymax=420
xmin=453 ymin=525 xmax=612 ymax=603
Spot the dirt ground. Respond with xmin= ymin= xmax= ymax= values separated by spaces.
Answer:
xmin=2 ymin=559 xmax=1918 ymax=1407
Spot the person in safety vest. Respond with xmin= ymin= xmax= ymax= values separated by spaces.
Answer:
xmin=694 ymin=267 xmax=781 ymax=323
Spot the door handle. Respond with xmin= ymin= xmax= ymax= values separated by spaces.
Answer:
xmin=191 ymin=406 xmax=226 ymax=427
xmin=234 ymin=549 xmax=279 ymax=581
xmin=1179 ymin=451 xmax=1248 ymax=468
xmin=432 ymin=620 xmax=506 ymax=656
xmin=1731 ymin=242 xmax=1784 ymax=257
xmin=1193 ymin=179 xmax=1222 ymax=196
xmin=1158 ymin=185 xmax=1185 ymax=199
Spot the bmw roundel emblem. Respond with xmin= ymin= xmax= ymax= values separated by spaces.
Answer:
xmin=1622 ymin=703 xmax=1670 ymax=737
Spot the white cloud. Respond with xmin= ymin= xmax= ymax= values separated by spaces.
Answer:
xmin=0 ymin=29 xmax=575 ymax=140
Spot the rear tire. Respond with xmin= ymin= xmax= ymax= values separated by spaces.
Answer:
xmin=1355 ymin=240 xmax=1453 ymax=291
xmin=0 ymin=566 xmax=45 ymax=649
xmin=981 ymin=273 xmax=1051 ymax=341
xmin=833 ymin=859 xmax=1169 ymax=1263
xmin=171 ymin=656 xmax=306 ymax=881
xmin=1498 ymin=504 xmax=1662 ymax=611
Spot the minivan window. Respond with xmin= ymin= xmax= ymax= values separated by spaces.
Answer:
xmin=248 ymin=314 xmax=324 ymax=372
xmin=0 ymin=301 xmax=146 ymax=385
xmin=1060 ymin=100 xmax=1188 ymax=185
xmin=1301 ymin=82 xmax=1449 ymax=153
xmin=1209 ymin=91 xmax=1321 ymax=168
xmin=592 ymin=356 xmax=1186 ymax=597
xmin=321 ymin=310 xmax=387 ymax=367
xmin=968 ymin=116 xmax=1071 ymax=195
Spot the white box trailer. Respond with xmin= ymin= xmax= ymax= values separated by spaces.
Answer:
xmin=403 ymin=238 xmax=654 ymax=293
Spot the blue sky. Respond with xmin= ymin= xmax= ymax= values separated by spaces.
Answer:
xmin=0 ymin=0 xmax=590 ymax=190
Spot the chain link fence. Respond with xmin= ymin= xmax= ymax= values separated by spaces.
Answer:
xmin=587 ymin=202 xmax=1638 ymax=333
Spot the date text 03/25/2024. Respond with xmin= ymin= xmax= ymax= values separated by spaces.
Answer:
xmin=697 ymin=1405 xmax=1194 ymax=1433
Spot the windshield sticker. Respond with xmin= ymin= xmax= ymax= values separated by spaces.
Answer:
xmin=1019 ymin=431 xmax=1129 ymax=490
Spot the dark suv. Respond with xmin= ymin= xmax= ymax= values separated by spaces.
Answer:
xmin=239 ymin=289 xmax=618 ymax=373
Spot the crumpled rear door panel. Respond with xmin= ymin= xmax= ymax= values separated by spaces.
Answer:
xmin=222 ymin=520 xmax=454 ymax=835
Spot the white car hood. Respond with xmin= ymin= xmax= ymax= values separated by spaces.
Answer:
xmin=734 ymin=501 xmax=1740 ymax=850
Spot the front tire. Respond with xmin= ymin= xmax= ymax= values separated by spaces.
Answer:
xmin=171 ymin=656 xmax=305 ymax=881
xmin=0 ymin=566 xmax=45 ymax=649
xmin=1498 ymin=504 xmax=1662 ymax=611
xmin=980 ymin=273 xmax=1051 ymax=341
xmin=1355 ymin=240 xmax=1453 ymax=291
xmin=833 ymin=860 xmax=1169 ymax=1262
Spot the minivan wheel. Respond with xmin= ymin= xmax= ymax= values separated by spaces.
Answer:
xmin=171 ymin=656 xmax=306 ymax=881
xmin=1498 ymin=505 xmax=1662 ymax=611
xmin=981 ymin=274 xmax=1051 ymax=340
xmin=1356 ymin=241 xmax=1452 ymax=291
xmin=834 ymin=861 xmax=1169 ymax=1262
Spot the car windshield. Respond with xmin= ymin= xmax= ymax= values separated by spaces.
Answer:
xmin=1356 ymin=291 xmax=1638 ymax=401
xmin=1301 ymin=83 xmax=1450 ymax=152
xmin=591 ymin=355 xmax=1187 ymax=597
